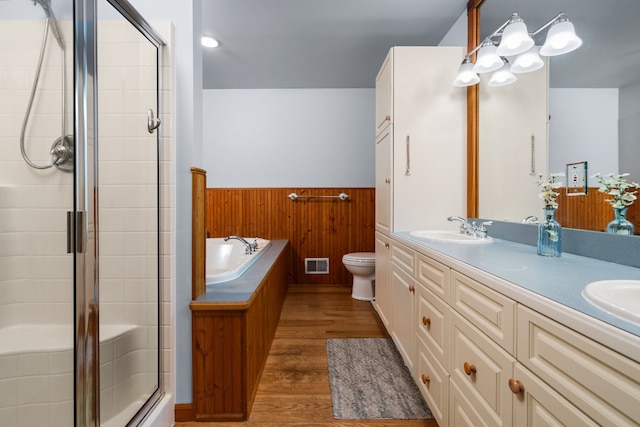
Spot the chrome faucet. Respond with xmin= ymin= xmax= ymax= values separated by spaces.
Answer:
xmin=447 ymin=216 xmax=492 ymax=238
xmin=447 ymin=216 xmax=472 ymax=235
xmin=224 ymin=235 xmax=257 ymax=254
xmin=521 ymin=215 xmax=539 ymax=224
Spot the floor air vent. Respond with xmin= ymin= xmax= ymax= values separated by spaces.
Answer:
xmin=305 ymin=258 xmax=329 ymax=274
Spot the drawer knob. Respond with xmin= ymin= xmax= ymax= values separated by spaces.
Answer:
xmin=422 ymin=316 xmax=431 ymax=326
xmin=385 ymin=115 xmax=390 ymax=121
xmin=385 ymin=178 xmax=391 ymax=184
xmin=384 ymin=242 xmax=390 ymax=248
xmin=421 ymin=374 xmax=431 ymax=384
xmin=463 ymin=362 xmax=476 ymax=376
xmin=508 ymin=378 xmax=524 ymax=394
xmin=409 ymin=285 xmax=415 ymax=293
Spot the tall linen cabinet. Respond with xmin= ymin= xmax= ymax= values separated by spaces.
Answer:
xmin=373 ymin=46 xmax=466 ymax=426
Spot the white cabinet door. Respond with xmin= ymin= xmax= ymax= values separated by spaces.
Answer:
xmin=374 ymin=232 xmax=391 ymax=329
xmin=375 ymin=127 xmax=392 ymax=235
xmin=390 ymin=261 xmax=415 ymax=373
xmin=391 ymin=47 xmax=467 ymax=232
xmin=375 ymin=49 xmax=392 ymax=134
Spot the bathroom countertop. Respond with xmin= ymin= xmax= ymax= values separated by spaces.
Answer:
xmin=194 ymin=240 xmax=288 ymax=307
xmin=394 ymin=231 xmax=640 ymax=361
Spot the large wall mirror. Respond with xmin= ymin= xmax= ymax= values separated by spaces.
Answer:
xmin=469 ymin=0 xmax=640 ymax=234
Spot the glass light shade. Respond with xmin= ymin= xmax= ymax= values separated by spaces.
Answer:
xmin=472 ymin=42 xmax=503 ymax=73
xmin=453 ymin=59 xmax=480 ymax=87
xmin=510 ymin=46 xmax=544 ymax=73
xmin=488 ymin=63 xmax=517 ymax=87
xmin=496 ymin=17 xmax=535 ymax=56
xmin=540 ymin=19 xmax=582 ymax=56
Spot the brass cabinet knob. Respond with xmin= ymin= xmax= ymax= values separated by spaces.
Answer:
xmin=385 ymin=178 xmax=391 ymax=184
xmin=508 ymin=378 xmax=524 ymax=394
xmin=385 ymin=115 xmax=390 ymax=121
xmin=463 ymin=362 xmax=476 ymax=376
xmin=384 ymin=242 xmax=390 ymax=248
xmin=421 ymin=374 xmax=431 ymax=384
xmin=409 ymin=285 xmax=415 ymax=293
xmin=422 ymin=316 xmax=431 ymax=326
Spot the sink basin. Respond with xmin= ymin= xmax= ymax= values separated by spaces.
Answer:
xmin=582 ymin=280 xmax=640 ymax=324
xmin=409 ymin=230 xmax=493 ymax=244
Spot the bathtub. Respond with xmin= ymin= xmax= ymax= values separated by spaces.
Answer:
xmin=206 ymin=237 xmax=272 ymax=284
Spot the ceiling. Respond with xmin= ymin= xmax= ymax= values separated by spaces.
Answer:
xmin=200 ymin=0 xmax=468 ymax=89
xmin=201 ymin=0 xmax=640 ymax=90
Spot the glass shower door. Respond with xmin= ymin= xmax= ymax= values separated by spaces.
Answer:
xmin=96 ymin=1 xmax=160 ymax=425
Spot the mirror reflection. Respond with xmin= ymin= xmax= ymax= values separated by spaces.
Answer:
xmin=478 ymin=0 xmax=640 ymax=234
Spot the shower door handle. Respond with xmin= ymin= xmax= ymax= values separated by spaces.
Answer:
xmin=147 ymin=109 xmax=161 ymax=133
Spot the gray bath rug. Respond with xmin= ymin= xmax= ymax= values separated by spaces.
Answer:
xmin=326 ymin=338 xmax=433 ymax=420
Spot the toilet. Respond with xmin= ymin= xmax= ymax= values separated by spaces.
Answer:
xmin=342 ymin=252 xmax=376 ymax=301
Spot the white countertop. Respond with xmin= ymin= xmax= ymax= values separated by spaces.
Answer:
xmin=394 ymin=231 xmax=640 ymax=362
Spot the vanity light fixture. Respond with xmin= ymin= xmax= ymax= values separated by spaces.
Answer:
xmin=488 ymin=60 xmax=517 ymax=87
xmin=453 ymin=56 xmax=481 ymax=87
xmin=201 ymin=36 xmax=219 ymax=48
xmin=453 ymin=11 xmax=581 ymax=87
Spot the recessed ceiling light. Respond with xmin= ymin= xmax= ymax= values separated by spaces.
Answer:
xmin=201 ymin=36 xmax=219 ymax=48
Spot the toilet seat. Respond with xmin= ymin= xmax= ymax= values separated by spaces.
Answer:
xmin=342 ymin=252 xmax=375 ymax=265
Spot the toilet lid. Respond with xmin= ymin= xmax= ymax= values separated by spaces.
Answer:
xmin=343 ymin=252 xmax=376 ymax=264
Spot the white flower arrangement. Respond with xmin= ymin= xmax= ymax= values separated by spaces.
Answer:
xmin=592 ymin=173 xmax=640 ymax=209
xmin=536 ymin=172 xmax=565 ymax=209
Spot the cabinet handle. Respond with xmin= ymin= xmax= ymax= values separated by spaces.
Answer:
xmin=405 ymin=135 xmax=411 ymax=176
xmin=530 ymin=134 xmax=536 ymax=175
xmin=409 ymin=285 xmax=415 ymax=293
xmin=385 ymin=178 xmax=391 ymax=184
xmin=421 ymin=374 xmax=431 ymax=384
xmin=422 ymin=316 xmax=431 ymax=326
xmin=384 ymin=242 xmax=390 ymax=249
xmin=463 ymin=362 xmax=476 ymax=376
xmin=508 ymin=378 xmax=525 ymax=394
xmin=385 ymin=115 xmax=390 ymax=121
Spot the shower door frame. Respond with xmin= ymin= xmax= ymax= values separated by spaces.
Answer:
xmin=74 ymin=0 xmax=166 ymax=425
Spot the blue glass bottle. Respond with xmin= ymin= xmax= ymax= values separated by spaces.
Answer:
xmin=607 ymin=207 xmax=634 ymax=236
xmin=537 ymin=207 xmax=562 ymax=257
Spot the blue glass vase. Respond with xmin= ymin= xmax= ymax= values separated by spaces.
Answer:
xmin=607 ymin=207 xmax=634 ymax=236
xmin=537 ymin=207 xmax=562 ymax=257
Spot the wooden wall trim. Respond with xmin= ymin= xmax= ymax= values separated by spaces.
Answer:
xmin=205 ymin=188 xmax=375 ymax=284
xmin=191 ymin=167 xmax=207 ymax=300
xmin=466 ymin=0 xmax=483 ymax=218
xmin=174 ymin=403 xmax=194 ymax=422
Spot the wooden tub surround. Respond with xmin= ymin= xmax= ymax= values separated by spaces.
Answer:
xmin=185 ymin=168 xmax=290 ymax=422
xmin=189 ymin=240 xmax=289 ymax=422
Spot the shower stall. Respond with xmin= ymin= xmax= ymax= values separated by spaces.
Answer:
xmin=0 ymin=0 xmax=169 ymax=425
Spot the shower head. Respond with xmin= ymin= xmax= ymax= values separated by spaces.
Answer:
xmin=33 ymin=0 xmax=65 ymax=49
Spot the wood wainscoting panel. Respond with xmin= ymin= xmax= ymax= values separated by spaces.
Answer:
xmin=556 ymin=188 xmax=639 ymax=234
xmin=205 ymin=188 xmax=375 ymax=285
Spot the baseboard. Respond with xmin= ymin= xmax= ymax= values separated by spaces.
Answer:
xmin=174 ymin=403 xmax=194 ymax=422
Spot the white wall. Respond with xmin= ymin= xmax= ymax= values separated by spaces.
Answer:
xmin=619 ymin=81 xmax=640 ymax=182
xmin=549 ymin=88 xmax=618 ymax=186
xmin=203 ymin=89 xmax=374 ymax=187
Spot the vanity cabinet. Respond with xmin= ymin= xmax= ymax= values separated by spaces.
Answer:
xmin=375 ymin=128 xmax=392 ymax=235
xmin=390 ymin=240 xmax=416 ymax=372
xmin=374 ymin=232 xmax=391 ymax=329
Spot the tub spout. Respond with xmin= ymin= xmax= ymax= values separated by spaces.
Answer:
xmin=224 ymin=235 xmax=255 ymax=254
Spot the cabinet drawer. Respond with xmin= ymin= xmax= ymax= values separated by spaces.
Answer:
xmin=416 ymin=253 xmax=450 ymax=302
xmin=390 ymin=240 xmax=414 ymax=275
xmin=451 ymin=270 xmax=515 ymax=354
xmin=416 ymin=282 xmax=448 ymax=366
xmin=517 ymin=305 xmax=640 ymax=427
xmin=512 ymin=362 xmax=599 ymax=426
xmin=416 ymin=335 xmax=448 ymax=427
xmin=450 ymin=310 xmax=514 ymax=427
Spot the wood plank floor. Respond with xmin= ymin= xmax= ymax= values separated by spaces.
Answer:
xmin=176 ymin=284 xmax=438 ymax=427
